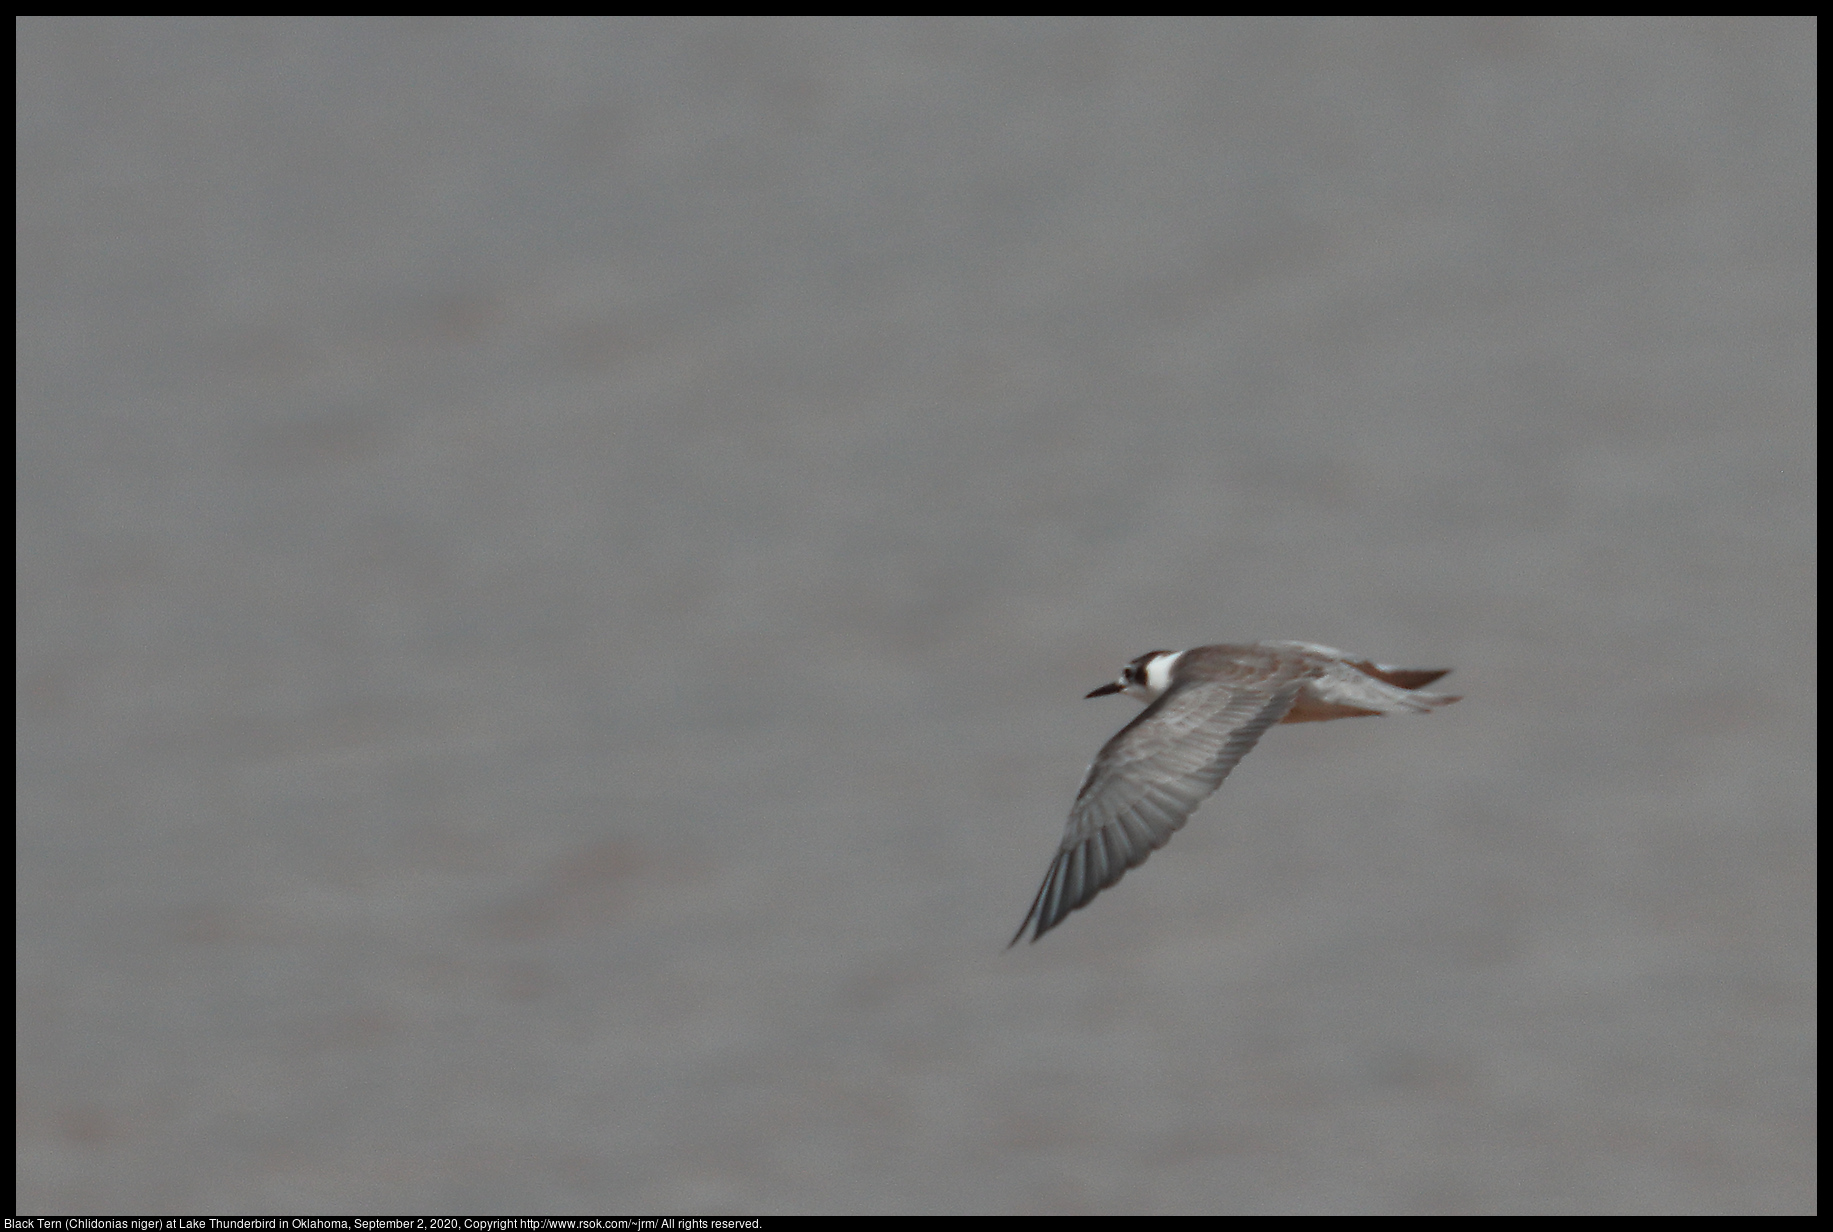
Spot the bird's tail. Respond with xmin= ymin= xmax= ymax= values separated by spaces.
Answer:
xmin=1355 ymin=663 xmax=1452 ymax=691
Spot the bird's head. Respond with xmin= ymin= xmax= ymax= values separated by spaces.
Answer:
xmin=1087 ymin=649 xmax=1180 ymax=703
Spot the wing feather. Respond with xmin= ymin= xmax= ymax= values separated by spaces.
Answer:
xmin=1009 ymin=678 xmax=1303 ymax=945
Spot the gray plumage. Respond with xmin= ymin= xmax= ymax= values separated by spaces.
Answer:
xmin=1010 ymin=642 xmax=1458 ymax=945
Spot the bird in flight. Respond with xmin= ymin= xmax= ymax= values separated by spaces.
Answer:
xmin=1010 ymin=642 xmax=1459 ymax=945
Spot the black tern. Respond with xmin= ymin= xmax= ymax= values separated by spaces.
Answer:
xmin=1011 ymin=641 xmax=1459 ymax=944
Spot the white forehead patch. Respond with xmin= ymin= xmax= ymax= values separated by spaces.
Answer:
xmin=1142 ymin=650 xmax=1184 ymax=695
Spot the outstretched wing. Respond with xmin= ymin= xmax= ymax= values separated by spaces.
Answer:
xmin=1010 ymin=678 xmax=1303 ymax=945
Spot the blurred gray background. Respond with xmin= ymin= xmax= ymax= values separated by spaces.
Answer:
xmin=16 ymin=17 xmax=1815 ymax=1214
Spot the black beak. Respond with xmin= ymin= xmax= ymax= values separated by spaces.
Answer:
xmin=1085 ymin=681 xmax=1124 ymax=698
